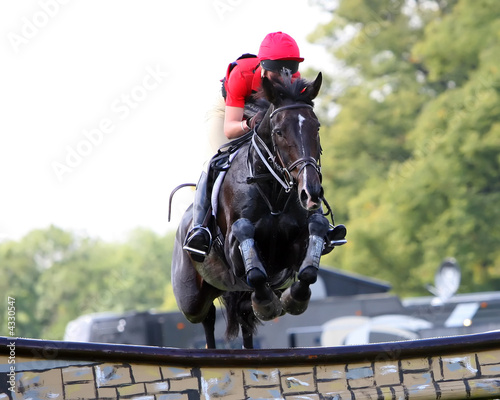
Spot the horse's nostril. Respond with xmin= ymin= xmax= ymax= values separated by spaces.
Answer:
xmin=300 ymin=189 xmax=321 ymax=211
xmin=300 ymin=190 xmax=309 ymax=204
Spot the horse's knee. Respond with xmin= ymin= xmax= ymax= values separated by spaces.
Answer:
xmin=308 ymin=213 xmax=329 ymax=237
xmin=231 ymin=218 xmax=255 ymax=242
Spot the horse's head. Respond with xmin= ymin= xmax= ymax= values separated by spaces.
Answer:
xmin=259 ymin=72 xmax=323 ymax=211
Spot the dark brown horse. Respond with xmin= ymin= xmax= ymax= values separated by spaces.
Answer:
xmin=172 ymin=72 xmax=338 ymax=349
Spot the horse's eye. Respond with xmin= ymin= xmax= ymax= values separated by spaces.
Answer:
xmin=273 ymin=129 xmax=282 ymax=137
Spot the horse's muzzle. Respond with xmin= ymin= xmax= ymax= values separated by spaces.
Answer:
xmin=298 ymin=174 xmax=324 ymax=211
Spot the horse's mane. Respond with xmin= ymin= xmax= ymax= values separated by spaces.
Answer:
xmin=244 ymin=74 xmax=316 ymax=117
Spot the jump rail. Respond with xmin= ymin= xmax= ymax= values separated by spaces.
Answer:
xmin=2 ymin=331 xmax=500 ymax=399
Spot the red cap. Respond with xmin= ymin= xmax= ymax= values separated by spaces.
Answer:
xmin=258 ymin=32 xmax=304 ymax=62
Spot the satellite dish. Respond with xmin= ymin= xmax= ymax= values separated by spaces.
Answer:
xmin=427 ymin=258 xmax=461 ymax=304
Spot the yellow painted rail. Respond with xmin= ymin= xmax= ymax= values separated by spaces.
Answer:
xmin=2 ymin=331 xmax=500 ymax=399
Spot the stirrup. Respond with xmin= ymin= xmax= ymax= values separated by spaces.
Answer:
xmin=322 ymin=224 xmax=347 ymax=255
xmin=328 ymin=224 xmax=347 ymax=247
xmin=183 ymin=226 xmax=213 ymax=258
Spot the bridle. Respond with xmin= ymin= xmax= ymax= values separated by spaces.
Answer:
xmin=247 ymin=101 xmax=336 ymax=220
xmin=250 ymin=103 xmax=322 ymax=193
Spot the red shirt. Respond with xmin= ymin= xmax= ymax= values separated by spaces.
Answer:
xmin=224 ymin=57 xmax=262 ymax=108
xmin=224 ymin=57 xmax=300 ymax=108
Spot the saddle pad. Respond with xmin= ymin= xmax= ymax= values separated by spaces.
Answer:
xmin=211 ymin=149 xmax=240 ymax=217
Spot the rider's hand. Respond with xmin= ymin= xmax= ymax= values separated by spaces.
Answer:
xmin=248 ymin=110 xmax=265 ymax=131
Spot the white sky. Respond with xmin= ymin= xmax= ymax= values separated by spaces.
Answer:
xmin=0 ymin=0 xmax=332 ymax=242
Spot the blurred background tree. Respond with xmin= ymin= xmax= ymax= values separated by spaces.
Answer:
xmin=312 ymin=0 xmax=500 ymax=294
xmin=1 ymin=226 xmax=176 ymax=339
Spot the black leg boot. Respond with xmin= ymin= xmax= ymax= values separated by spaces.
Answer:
xmin=183 ymin=171 xmax=212 ymax=262
xmin=322 ymin=224 xmax=347 ymax=255
xmin=316 ymin=204 xmax=347 ymax=255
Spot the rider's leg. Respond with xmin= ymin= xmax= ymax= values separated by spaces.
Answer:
xmin=183 ymin=171 xmax=212 ymax=262
xmin=319 ymin=203 xmax=347 ymax=255
xmin=184 ymin=93 xmax=226 ymax=262
xmin=206 ymin=94 xmax=227 ymax=154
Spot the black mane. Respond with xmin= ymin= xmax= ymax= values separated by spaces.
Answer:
xmin=244 ymin=74 xmax=316 ymax=118
xmin=266 ymin=75 xmax=316 ymax=105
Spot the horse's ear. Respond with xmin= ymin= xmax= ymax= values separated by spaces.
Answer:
xmin=261 ymin=76 xmax=276 ymax=103
xmin=306 ymin=72 xmax=322 ymax=100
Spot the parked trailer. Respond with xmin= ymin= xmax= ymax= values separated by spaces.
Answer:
xmin=64 ymin=267 xmax=500 ymax=349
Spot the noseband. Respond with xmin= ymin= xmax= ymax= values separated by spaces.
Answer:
xmin=250 ymin=103 xmax=322 ymax=193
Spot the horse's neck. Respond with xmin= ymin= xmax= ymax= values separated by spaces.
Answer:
xmin=256 ymin=109 xmax=273 ymax=147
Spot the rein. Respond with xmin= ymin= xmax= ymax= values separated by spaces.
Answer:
xmin=251 ymin=133 xmax=293 ymax=192
xmin=250 ymin=103 xmax=321 ymax=192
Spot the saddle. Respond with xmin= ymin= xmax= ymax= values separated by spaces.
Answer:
xmin=209 ymin=130 xmax=253 ymax=174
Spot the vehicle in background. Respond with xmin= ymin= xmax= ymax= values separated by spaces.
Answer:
xmin=64 ymin=259 xmax=500 ymax=348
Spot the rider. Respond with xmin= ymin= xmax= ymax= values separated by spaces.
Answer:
xmin=207 ymin=31 xmax=304 ymax=154
xmin=183 ymin=32 xmax=345 ymax=262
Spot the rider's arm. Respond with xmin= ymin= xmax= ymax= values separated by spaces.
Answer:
xmin=224 ymin=105 xmax=250 ymax=139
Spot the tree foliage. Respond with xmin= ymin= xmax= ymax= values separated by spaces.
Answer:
xmin=1 ymin=226 xmax=176 ymax=339
xmin=313 ymin=0 xmax=500 ymax=294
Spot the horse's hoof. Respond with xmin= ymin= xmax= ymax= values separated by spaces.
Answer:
xmin=246 ymin=268 xmax=267 ymax=288
xmin=298 ymin=266 xmax=318 ymax=284
xmin=281 ymin=286 xmax=311 ymax=315
xmin=251 ymin=292 xmax=282 ymax=321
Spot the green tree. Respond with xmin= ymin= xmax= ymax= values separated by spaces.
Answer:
xmin=312 ymin=0 xmax=500 ymax=294
xmin=2 ymin=225 xmax=176 ymax=340
xmin=35 ymin=228 xmax=176 ymax=339
xmin=0 ymin=225 xmax=75 ymax=337
xmin=310 ymin=0 xmax=436 ymax=222
xmin=388 ymin=0 xmax=500 ymax=291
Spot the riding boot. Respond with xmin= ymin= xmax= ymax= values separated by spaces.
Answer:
xmin=183 ymin=171 xmax=213 ymax=262
xmin=322 ymin=224 xmax=347 ymax=255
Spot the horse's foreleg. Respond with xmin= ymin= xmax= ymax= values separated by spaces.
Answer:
xmin=282 ymin=213 xmax=329 ymax=315
xmin=231 ymin=218 xmax=282 ymax=321
xmin=298 ymin=213 xmax=329 ymax=282
xmin=202 ymin=304 xmax=217 ymax=349
xmin=231 ymin=218 xmax=267 ymax=287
